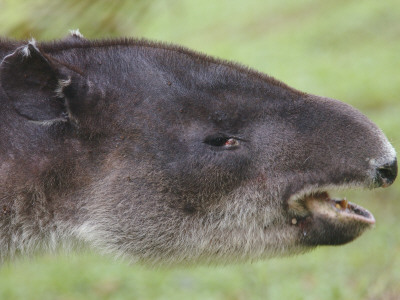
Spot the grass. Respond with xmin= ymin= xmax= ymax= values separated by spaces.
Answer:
xmin=0 ymin=0 xmax=399 ymax=299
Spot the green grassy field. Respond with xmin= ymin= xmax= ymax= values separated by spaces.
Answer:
xmin=0 ymin=0 xmax=399 ymax=299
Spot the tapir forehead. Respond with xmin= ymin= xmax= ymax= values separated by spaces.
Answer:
xmin=44 ymin=39 xmax=303 ymax=108
xmin=118 ymin=49 xmax=301 ymax=128
xmin=42 ymin=40 xmax=309 ymax=134
xmin=44 ymin=40 xmax=379 ymax=148
xmin=134 ymin=86 xmax=285 ymax=137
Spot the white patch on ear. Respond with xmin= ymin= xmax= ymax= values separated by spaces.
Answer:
xmin=28 ymin=118 xmax=68 ymax=126
xmin=0 ymin=51 xmax=16 ymax=66
xmin=69 ymin=29 xmax=84 ymax=39
xmin=55 ymin=77 xmax=72 ymax=98
xmin=28 ymin=38 xmax=37 ymax=47
xmin=20 ymin=38 xmax=38 ymax=57
xmin=0 ymin=39 xmax=40 ymax=65
xmin=21 ymin=45 xmax=30 ymax=57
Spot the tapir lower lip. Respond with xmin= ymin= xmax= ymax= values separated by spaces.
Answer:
xmin=339 ymin=201 xmax=375 ymax=224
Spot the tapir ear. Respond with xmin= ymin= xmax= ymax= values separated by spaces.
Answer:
xmin=68 ymin=29 xmax=85 ymax=40
xmin=0 ymin=40 xmax=70 ymax=122
xmin=61 ymin=29 xmax=86 ymax=43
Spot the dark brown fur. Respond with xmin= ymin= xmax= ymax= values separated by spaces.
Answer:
xmin=0 ymin=34 xmax=396 ymax=264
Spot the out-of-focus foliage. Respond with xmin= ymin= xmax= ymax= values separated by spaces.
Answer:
xmin=0 ymin=0 xmax=151 ymax=39
xmin=0 ymin=1 xmax=399 ymax=299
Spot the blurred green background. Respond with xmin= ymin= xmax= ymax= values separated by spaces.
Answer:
xmin=0 ymin=0 xmax=399 ymax=299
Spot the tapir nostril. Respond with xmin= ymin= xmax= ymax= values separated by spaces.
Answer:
xmin=376 ymin=158 xmax=397 ymax=188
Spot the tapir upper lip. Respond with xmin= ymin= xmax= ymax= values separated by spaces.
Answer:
xmin=287 ymin=157 xmax=397 ymax=207
xmin=285 ymin=156 xmax=397 ymax=231
xmin=287 ymin=182 xmax=369 ymax=203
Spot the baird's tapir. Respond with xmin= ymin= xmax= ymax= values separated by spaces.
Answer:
xmin=0 ymin=30 xmax=396 ymax=265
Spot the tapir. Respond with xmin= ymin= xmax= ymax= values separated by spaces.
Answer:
xmin=0 ymin=31 xmax=397 ymax=265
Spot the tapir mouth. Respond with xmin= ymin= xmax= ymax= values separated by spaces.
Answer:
xmin=289 ymin=191 xmax=375 ymax=225
xmin=287 ymin=187 xmax=377 ymax=245
xmin=285 ymin=158 xmax=397 ymax=245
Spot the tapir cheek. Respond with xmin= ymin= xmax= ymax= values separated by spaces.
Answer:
xmin=254 ymin=172 xmax=268 ymax=185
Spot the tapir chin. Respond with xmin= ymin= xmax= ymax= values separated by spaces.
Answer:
xmin=0 ymin=31 xmax=397 ymax=265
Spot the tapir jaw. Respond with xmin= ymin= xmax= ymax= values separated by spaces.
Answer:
xmin=287 ymin=187 xmax=374 ymax=245
xmin=269 ymin=92 xmax=398 ymax=247
xmin=286 ymin=156 xmax=397 ymax=246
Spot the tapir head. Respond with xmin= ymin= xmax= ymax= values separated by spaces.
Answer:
xmin=0 ymin=37 xmax=396 ymax=264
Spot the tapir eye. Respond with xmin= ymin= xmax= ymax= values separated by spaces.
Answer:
xmin=204 ymin=135 xmax=240 ymax=148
